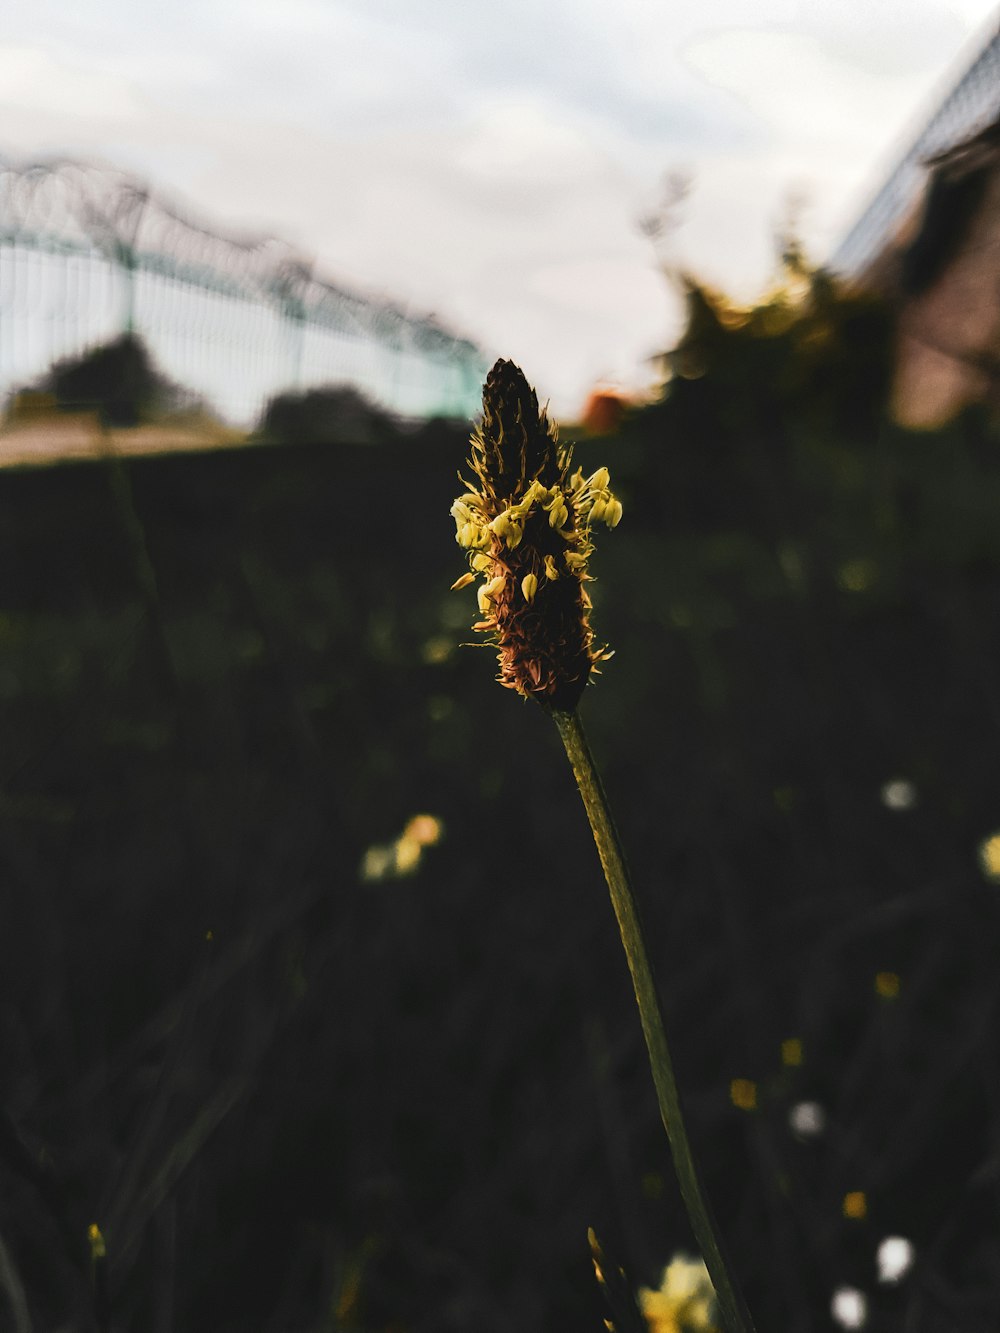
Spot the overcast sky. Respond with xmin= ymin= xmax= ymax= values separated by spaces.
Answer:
xmin=2 ymin=0 xmax=998 ymax=414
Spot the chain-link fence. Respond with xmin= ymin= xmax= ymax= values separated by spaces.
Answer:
xmin=0 ymin=157 xmax=488 ymax=425
xmin=831 ymin=19 xmax=1000 ymax=279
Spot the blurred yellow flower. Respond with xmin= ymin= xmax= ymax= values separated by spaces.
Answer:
xmin=836 ymin=558 xmax=876 ymax=593
xmin=729 ymin=1078 xmax=757 ymax=1111
xmin=875 ymin=971 xmax=900 ymax=1000
xmin=843 ymin=1191 xmax=867 ymax=1220
xmin=402 ymin=814 xmax=443 ymax=847
xmin=781 ymin=1038 xmax=803 ymax=1067
xmin=639 ymin=1254 xmax=719 ymax=1333
xmin=360 ymin=814 xmax=445 ymax=882
xmin=979 ymin=833 xmax=1000 ymax=880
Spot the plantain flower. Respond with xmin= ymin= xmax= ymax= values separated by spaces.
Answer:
xmin=450 ymin=358 xmax=621 ymax=711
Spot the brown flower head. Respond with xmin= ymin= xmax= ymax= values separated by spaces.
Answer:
xmin=450 ymin=358 xmax=621 ymax=712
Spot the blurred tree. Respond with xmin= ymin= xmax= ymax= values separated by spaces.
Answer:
xmin=41 ymin=332 xmax=197 ymax=428
xmin=258 ymin=385 xmax=399 ymax=446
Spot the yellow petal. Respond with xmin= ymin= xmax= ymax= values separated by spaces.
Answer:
xmin=521 ymin=572 xmax=538 ymax=602
xmin=604 ymin=498 xmax=623 ymax=528
xmin=543 ymin=554 xmax=559 ymax=580
xmin=450 ymin=572 xmax=475 ymax=590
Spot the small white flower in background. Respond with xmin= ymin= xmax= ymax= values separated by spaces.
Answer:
xmin=831 ymin=1287 xmax=867 ymax=1329
xmin=877 ymin=1236 xmax=914 ymax=1284
xmin=789 ymin=1100 xmax=826 ymax=1138
xmin=880 ymin=779 xmax=916 ymax=811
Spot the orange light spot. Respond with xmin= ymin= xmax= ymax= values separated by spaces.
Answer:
xmin=402 ymin=813 xmax=443 ymax=847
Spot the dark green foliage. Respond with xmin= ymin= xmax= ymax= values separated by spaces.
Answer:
xmin=0 ymin=279 xmax=999 ymax=1329
xmin=258 ymin=385 xmax=399 ymax=446
xmin=42 ymin=333 xmax=187 ymax=427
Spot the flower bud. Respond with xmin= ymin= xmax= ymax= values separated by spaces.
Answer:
xmin=451 ymin=358 xmax=619 ymax=710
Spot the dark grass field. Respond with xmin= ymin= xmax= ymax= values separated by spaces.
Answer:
xmin=2 ymin=369 xmax=1000 ymax=1331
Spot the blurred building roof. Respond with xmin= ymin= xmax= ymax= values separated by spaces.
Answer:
xmin=831 ymin=16 xmax=1000 ymax=278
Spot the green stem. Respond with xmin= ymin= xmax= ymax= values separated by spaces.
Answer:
xmin=552 ymin=708 xmax=756 ymax=1333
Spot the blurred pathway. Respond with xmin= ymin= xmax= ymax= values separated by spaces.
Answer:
xmin=0 ymin=411 xmax=249 ymax=468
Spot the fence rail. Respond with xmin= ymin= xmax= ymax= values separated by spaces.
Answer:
xmin=0 ymin=156 xmax=488 ymax=425
xmin=831 ymin=19 xmax=1000 ymax=278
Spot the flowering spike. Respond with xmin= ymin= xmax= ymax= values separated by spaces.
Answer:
xmin=450 ymin=358 xmax=621 ymax=711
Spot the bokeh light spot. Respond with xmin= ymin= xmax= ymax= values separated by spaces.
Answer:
xmin=729 ymin=1078 xmax=757 ymax=1111
xmin=843 ymin=1191 xmax=867 ymax=1220
xmin=875 ymin=971 xmax=900 ymax=1000
xmin=403 ymin=814 xmax=444 ymax=846
xmin=421 ymin=635 xmax=453 ymax=664
xmin=880 ymin=778 xmax=916 ymax=810
xmin=360 ymin=814 xmax=444 ymax=882
xmin=789 ymin=1101 xmax=825 ymax=1138
xmin=837 ymin=558 xmax=876 ymax=593
xmin=781 ymin=1038 xmax=803 ymax=1066
xmin=978 ymin=833 xmax=1000 ymax=881
xmin=831 ymin=1287 xmax=867 ymax=1328
xmin=877 ymin=1235 xmax=914 ymax=1284
xmin=393 ymin=836 xmax=422 ymax=875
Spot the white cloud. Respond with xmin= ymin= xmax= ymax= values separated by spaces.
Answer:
xmin=680 ymin=29 xmax=928 ymax=147
xmin=0 ymin=45 xmax=141 ymax=119
xmin=0 ymin=0 xmax=996 ymax=413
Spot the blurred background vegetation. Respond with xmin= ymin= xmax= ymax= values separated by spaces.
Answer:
xmin=1 ymin=270 xmax=1000 ymax=1332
